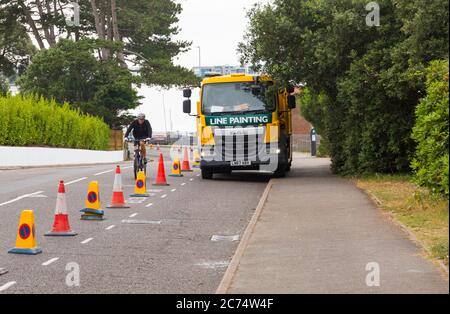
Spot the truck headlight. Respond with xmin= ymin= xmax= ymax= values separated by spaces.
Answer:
xmin=266 ymin=146 xmax=281 ymax=154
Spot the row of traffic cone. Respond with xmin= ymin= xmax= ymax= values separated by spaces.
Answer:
xmin=7 ymin=146 xmax=197 ymax=255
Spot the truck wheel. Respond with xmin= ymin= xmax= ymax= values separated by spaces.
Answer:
xmin=285 ymin=162 xmax=292 ymax=172
xmin=201 ymin=168 xmax=213 ymax=179
xmin=274 ymin=164 xmax=286 ymax=178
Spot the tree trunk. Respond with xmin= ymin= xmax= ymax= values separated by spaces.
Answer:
xmin=111 ymin=0 xmax=126 ymax=67
xmin=18 ymin=0 xmax=46 ymax=49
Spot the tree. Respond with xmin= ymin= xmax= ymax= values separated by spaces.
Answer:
xmin=18 ymin=39 xmax=140 ymax=129
xmin=411 ymin=60 xmax=449 ymax=195
xmin=0 ymin=3 xmax=36 ymax=77
xmin=1 ymin=0 xmax=198 ymax=87
xmin=239 ymin=0 xmax=449 ymax=174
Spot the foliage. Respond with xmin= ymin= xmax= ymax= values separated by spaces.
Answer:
xmin=0 ymin=94 xmax=109 ymax=150
xmin=0 ymin=77 xmax=9 ymax=96
xmin=18 ymin=39 xmax=140 ymax=129
xmin=239 ymin=0 xmax=449 ymax=175
xmin=411 ymin=60 xmax=449 ymax=196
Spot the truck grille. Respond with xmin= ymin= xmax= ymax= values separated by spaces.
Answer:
xmin=213 ymin=127 xmax=266 ymax=161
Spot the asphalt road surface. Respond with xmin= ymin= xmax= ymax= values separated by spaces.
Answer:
xmin=0 ymin=147 xmax=268 ymax=293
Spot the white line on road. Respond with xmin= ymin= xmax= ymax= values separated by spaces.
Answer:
xmin=94 ymin=169 xmax=114 ymax=176
xmin=0 ymin=191 xmax=43 ymax=207
xmin=171 ymin=189 xmax=176 ymax=192
xmin=105 ymin=225 xmax=115 ymax=230
xmin=189 ymin=178 xmax=194 ymax=181
xmin=81 ymin=237 xmax=94 ymax=244
xmin=161 ymin=194 xmax=167 ymax=199
xmin=0 ymin=281 xmax=16 ymax=292
xmin=145 ymin=203 xmax=153 ymax=208
xmin=197 ymin=174 xmax=200 ymax=177
xmin=65 ymin=177 xmax=88 ymax=186
xmin=42 ymin=257 xmax=59 ymax=266
xmin=122 ymin=166 xmax=133 ymax=169
xmin=129 ymin=213 xmax=138 ymax=218
xmin=181 ymin=183 xmax=186 ymax=186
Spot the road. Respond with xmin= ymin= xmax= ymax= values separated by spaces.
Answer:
xmin=0 ymin=147 xmax=268 ymax=293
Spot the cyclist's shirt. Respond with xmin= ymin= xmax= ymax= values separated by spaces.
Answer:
xmin=125 ymin=119 xmax=152 ymax=140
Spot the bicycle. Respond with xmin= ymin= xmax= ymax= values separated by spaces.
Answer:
xmin=125 ymin=137 xmax=151 ymax=180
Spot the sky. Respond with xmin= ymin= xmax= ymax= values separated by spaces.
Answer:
xmin=134 ymin=0 xmax=262 ymax=133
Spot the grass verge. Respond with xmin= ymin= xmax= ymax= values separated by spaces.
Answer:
xmin=354 ymin=174 xmax=448 ymax=266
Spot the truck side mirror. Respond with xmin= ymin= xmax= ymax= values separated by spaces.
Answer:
xmin=287 ymin=95 xmax=296 ymax=109
xmin=183 ymin=88 xmax=192 ymax=98
xmin=183 ymin=99 xmax=192 ymax=114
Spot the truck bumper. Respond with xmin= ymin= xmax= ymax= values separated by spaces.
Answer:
xmin=200 ymin=153 xmax=288 ymax=172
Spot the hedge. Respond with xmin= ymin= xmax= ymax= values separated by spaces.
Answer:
xmin=0 ymin=94 xmax=109 ymax=150
xmin=411 ymin=60 xmax=449 ymax=196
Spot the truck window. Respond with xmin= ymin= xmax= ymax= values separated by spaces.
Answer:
xmin=202 ymin=82 xmax=276 ymax=114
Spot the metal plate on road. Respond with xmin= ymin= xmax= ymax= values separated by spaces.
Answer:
xmin=230 ymin=160 xmax=251 ymax=166
xmin=121 ymin=219 xmax=161 ymax=225
xmin=211 ymin=235 xmax=240 ymax=242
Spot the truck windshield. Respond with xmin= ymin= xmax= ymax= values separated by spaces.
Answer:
xmin=202 ymin=82 xmax=276 ymax=114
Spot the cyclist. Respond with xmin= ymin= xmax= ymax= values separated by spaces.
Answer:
xmin=124 ymin=113 xmax=152 ymax=163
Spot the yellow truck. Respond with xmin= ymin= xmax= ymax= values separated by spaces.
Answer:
xmin=182 ymin=73 xmax=296 ymax=179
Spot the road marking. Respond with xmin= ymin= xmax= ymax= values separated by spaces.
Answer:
xmin=211 ymin=235 xmax=240 ymax=242
xmin=105 ymin=225 xmax=115 ymax=230
xmin=0 ymin=281 xmax=16 ymax=292
xmin=42 ymin=257 xmax=59 ymax=266
xmin=121 ymin=219 xmax=161 ymax=225
xmin=122 ymin=165 xmax=133 ymax=169
xmin=196 ymin=261 xmax=229 ymax=269
xmin=161 ymin=194 xmax=167 ymax=199
xmin=0 ymin=191 xmax=43 ymax=207
xmin=197 ymin=174 xmax=200 ymax=177
xmin=129 ymin=213 xmax=138 ymax=218
xmin=181 ymin=183 xmax=186 ymax=186
xmin=94 ymin=169 xmax=114 ymax=176
xmin=189 ymin=178 xmax=194 ymax=181
xmin=145 ymin=203 xmax=153 ymax=208
xmin=81 ymin=237 xmax=94 ymax=244
xmin=171 ymin=189 xmax=176 ymax=192
xmin=65 ymin=177 xmax=88 ymax=186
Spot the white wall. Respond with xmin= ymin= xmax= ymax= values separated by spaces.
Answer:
xmin=0 ymin=146 xmax=124 ymax=168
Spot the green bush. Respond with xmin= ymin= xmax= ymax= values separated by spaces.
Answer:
xmin=0 ymin=77 xmax=9 ymax=96
xmin=0 ymin=94 xmax=109 ymax=150
xmin=411 ymin=60 xmax=449 ymax=196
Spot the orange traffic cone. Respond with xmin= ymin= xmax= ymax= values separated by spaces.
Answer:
xmin=181 ymin=147 xmax=193 ymax=172
xmin=107 ymin=166 xmax=130 ymax=208
xmin=154 ymin=153 xmax=169 ymax=186
xmin=45 ymin=181 xmax=77 ymax=236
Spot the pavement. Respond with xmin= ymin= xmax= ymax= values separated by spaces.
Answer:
xmin=0 ymin=147 xmax=268 ymax=293
xmin=221 ymin=154 xmax=449 ymax=294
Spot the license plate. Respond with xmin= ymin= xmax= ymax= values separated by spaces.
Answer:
xmin=230 ymin=160 xmax=251 ymax=166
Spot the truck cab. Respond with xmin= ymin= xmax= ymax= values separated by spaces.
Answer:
xmin=182 ymin=73 xmax=296 ymax=179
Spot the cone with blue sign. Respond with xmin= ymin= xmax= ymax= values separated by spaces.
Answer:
xmin=169 ymin=157 xmax=183 ymax=177
xmin=80 ymin=181 xmax=104 ymax=220
xmin=45 ymin=181 xmax=77 ymax=236
xmin=8 ymin=209 xmax=42 ymax=255
xmin=130 ymin=170 xmax=149 ymax=197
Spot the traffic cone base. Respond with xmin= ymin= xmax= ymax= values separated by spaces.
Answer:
xmin=81 ymin=214 xmax=104 ymax=221
xmin=8 ymin=247 xmax=42 ymax=255
xmin=169 ymin=174 xmax=183 ymax=177
xmin=130 ymin=193 xmax=149 ymax=197
xmin=106 ymin=204 xmax=130 ymax=208
xmin=45 ymin=230 xmax=77 ymax=236
xmin=80 ymin=208 xmax=104 ymax=215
